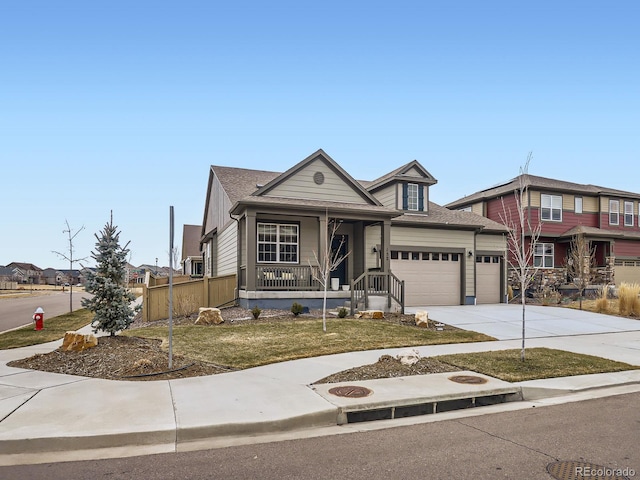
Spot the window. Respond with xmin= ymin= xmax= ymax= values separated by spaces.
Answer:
xmin=575 ymin=197 xmax=583 ymax=214
xmin=609 ymin=200 xmax=619 ymax=225
xmin=257 ymin=223 xmax=298 ymax=263
xmin=541 ymin=194 xmax=562 ymax=221
xmin=624 ymin=201 xmax=634 ymax=227
xmin=534 ymin=243 xmax=554 ymax=268
xmin=407 ymin=184 xmax=418 ymax=211
xmin=402 ymin=183 xmax=423 ymax=211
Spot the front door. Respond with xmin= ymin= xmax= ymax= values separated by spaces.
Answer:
xmin=331 ymin=235 xmax=348 ymax=286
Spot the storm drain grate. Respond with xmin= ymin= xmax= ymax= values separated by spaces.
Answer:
xmin=328 ymin=385 xmax=373 ymax=398
xmin=448 ymin=375 xmax=488 ymax=385
xmin=546 ymin=460 xmax=632 ymax=480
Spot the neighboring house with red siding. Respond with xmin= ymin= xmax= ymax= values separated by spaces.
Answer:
xmin=446 ymin=174 xmax=640 ymax=290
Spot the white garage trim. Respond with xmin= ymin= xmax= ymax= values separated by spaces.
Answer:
xmin=390 ymin=251 xmax=462 ymax=306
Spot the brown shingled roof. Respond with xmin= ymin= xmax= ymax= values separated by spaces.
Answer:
xmin=393 ymin=202 xmax=508 ymax=232
xmin=446 ymin=173 xmax=640 ymax=209
xmin=211 ymin=165 xmax=280 ymax=205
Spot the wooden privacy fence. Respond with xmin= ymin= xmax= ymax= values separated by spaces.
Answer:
xmin=142 ymin=274 xmax=236 ymax=322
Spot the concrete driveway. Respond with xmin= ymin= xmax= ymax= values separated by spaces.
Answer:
xmin=406 ymin=304 xmax=640 ymax=341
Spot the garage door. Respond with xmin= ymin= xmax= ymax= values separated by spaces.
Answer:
xmin=614 ymin=260 xmax=640 ymax=286
xmin=476 ymin=255 xmax=502 ymax=304
xmin=390 ymin=251 xmax=461 ymax=306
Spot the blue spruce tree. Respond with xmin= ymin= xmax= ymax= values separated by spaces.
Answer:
xmin=82 ymin=212 xmax=139 ymax=336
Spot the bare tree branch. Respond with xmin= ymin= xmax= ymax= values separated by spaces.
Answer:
xmin=309 ymin=209 xmax=351 ymax=332
xmin=566 ymin=229 xmax=596 ymax=310
xmin=498 ymin=153 xmax=541 ymax=361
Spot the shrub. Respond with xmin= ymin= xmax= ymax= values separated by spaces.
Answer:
xmin=539 ymin=286 xmax=560 ymax=306
xmin=251 ymin=306 xmax=262 ymax=319
xmin=594 ymin=285 xmax=610 ymax=313
xmin=618 ymin=282 xmax=640 ymax=317
xmin=337 ymin=307 xmax=348 ymax=318
xmin=291 ymin=302 xmax=304 ymax=316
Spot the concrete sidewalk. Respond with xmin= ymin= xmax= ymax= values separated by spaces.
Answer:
xmin=1 ymin=305 xmax=640 ymax=466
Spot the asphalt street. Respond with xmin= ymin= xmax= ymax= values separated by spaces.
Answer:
xmin=1 ymin=391 xmax=637 ymax=480
xmin=0 ymin=291 xmax=89 ymax=332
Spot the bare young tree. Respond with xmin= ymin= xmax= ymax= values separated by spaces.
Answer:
xmin=499 ymin=153 xmax=542 ymax=361
xmin=566 ymin=229 xmax=596 ymax=310
xmin=52 ymin=220 xmax=88 ymax=313
xmin=310 ymin=210 xmax=351 ymax=333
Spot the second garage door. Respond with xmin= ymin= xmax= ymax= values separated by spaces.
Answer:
xmin=390 ymin=251 xmax=461 ymax=306
xmin=476 ymin=255 xmax=502 ymax=304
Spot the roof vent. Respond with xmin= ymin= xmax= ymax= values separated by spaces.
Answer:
xmin=256 ymin=183 xmax=264 ymax=188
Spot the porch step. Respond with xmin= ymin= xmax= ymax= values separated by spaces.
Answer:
xmin=344 ymin=295 xmax=402 ymax=314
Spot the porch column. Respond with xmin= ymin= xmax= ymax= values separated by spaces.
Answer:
xmin=319 ymin=215 xmax=328 ymax=267
xmin=381 ymin=219 xmax=391 ymax=273
xmin=246 ymin=210 xmax=257 ymax=291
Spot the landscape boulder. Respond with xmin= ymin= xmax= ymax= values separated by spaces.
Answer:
xmin=354 ymin=310 xmax=385 ymax=319
xmin=62 ymin=332 xmax=98 ymax=352
xmin=195 ymin=307 xmax=224 ymax=325
xmin=415 ymin=310 xmax=430 ymax=328
xmin=396 ymin=348 xmax=421 ymax=366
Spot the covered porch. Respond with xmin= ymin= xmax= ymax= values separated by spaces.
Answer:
xmin=232 ymin=200 xmax=403 ymax=311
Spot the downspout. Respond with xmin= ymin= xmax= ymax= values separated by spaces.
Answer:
xmin=230 ymin=212 xmax=241 ymax=303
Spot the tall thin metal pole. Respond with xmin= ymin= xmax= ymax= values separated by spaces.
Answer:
xmin=168 ymin=206 xmax=174 ymax=369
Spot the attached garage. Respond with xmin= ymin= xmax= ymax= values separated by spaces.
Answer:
xmin=475 ymin=255 xmax=502 ymax=304
xmin=390 ymin=251 xmax=461 ymax=306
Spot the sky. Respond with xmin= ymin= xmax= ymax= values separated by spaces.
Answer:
xmin=2 ymin=1 xmax=639 ymax=270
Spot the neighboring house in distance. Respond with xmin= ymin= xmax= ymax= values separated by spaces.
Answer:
xmin=0 ymin=266 xmax=17 ymax=282
xmin=446 ymin=174 xmax=640 ymax=289
xmin=58 ymin=269 xmax=81 ymax=285
xmin=201 ymin=149 xmax=508 ymax=310
xmin=42 ymin=268 xmax=65 ymax=285
xmin=181 ymin=224 xmax=203 ymax=276
xmin=6 ymin=262 xmax=43 ymax=284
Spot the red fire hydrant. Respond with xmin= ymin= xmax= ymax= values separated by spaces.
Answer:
xmin=33 ymin=307 xmax=44 ymax=331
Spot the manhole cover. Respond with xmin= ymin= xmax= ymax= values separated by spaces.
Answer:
xmin=328 ymin=386 xmax=373 ymax=398
xmin=547 ymin=460 xmax=632 ymax=480
xmin=448 ymin=375 xmax=488 ymax=385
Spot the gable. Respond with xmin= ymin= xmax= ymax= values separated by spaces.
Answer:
xmin=367 ymin=160 xmax=437 ymax=193
xmin=256 ymin=150 xmax=380 ymax=206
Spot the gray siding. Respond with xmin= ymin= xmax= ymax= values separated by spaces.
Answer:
xmin=264 ymin=159 xmax=369 ymax=204
xmin=365 ymin=224 xmax=382 ymax=270
xmin=373 ymin=184 xmax=396 ymax=209
xmin=476 ymin=234 xmax=506 ymax=252
xmin=217 ymin=224 xmax=238 ymax=276
xmin=206 ymin=173 xmax=233 ymax=234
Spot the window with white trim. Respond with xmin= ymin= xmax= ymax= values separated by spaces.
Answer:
xmin=407 ymin=183 xmax=419 ymax=211
xmin=609 ymin=200 xmax=619 ymax=225
xmin=257 ymin=223 xmax=298 ymax=263
xmin=574 ymin=197 xmax=583 ymax=214
xmin=534 ymin=243 xmax=554 ymax=268
xmin=624 ymin=201 xmax=634 ymax=227
xmin=541 ymin=194 xmax=562 ymax=221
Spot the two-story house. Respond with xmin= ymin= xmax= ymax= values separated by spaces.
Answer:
xmin=446 ymin=174 xmax=640 ymax=290
xmin=201 ymin=149 xmax=508 ymax=311
xmin=181 ymin=224 xmax=203 ymax=277
xmin=6 ymin=262 xmax=43 ymax=284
